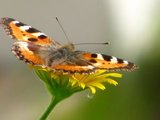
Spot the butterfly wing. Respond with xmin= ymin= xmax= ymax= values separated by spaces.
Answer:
xmin=52 ymin=58 xmax=95 ymax=73
xmin=11 ymin=42 xmax=46 ymax=65
xmin=82 ymin=53 xmax=137 ymax=71
xmin=50 ymin=51 xmax=137 ymax=74
xmin=0 ymin=17 xmax=60 ymax=46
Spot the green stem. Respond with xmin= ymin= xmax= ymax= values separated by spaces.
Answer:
xmin=40 ymin=97 xmax=60 ymax=120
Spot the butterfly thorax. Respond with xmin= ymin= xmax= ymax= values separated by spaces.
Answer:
xmin=44 ymin=43 xmax=76 ymax=67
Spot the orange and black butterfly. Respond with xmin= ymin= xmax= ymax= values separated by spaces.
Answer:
xmin=0 ymin=17 xmax=137 ymax=74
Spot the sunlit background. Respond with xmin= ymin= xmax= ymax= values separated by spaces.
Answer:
xmin=0 ymin=0 xmax=160 ymax=120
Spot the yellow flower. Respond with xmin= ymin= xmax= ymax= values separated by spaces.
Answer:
xmin=34 ymin=67 xmax=122 ymax=94
xmin=32 ymin=66 xmax=123 ymax=120
xmin=70 ymin=70 xmax=122 ymax=94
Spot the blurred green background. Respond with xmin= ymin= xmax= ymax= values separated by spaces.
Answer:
xmin=0 ymin=0 xmax=160 ymax=120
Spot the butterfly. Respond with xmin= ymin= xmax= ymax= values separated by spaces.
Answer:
xmin=0 ymin=17 xmax=137 ymax=74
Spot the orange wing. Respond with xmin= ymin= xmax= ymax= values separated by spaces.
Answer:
xmin=53 ymin=65 xmax=95 ymax=74
xmin=11 ymin=42 xmax=45 ymax=65
xmin=51 ymin=52 xmax=137 ymax=74
xmin=0 ymin=17 xmax=60 ymax=46
xmin=83 ymin=53 xmax=137 ymax=71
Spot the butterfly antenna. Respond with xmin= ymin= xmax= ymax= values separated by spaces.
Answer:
xmin=74 ymin=42 xmax=109 ymax=46
xmin=56 ymin=17 xmax=70 ymax=43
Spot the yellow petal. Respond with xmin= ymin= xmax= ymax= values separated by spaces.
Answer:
xmin=102 ymin=73 xmax=122 ymax=78
xmin=88 ymin=86 xmax=96 ymax=94
xmin=88 ymin=82 xmax=106 ymax=90
xmin=105 ymin=78 xmax=118 ymax=86
xmin=71 ymin=80 xmax=77 ymax=86
xmin=80 ymin=83 xmax=86 ymax=89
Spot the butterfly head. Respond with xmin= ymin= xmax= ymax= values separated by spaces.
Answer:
xmin=62 ymin=43 xmax=75 ymax=51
